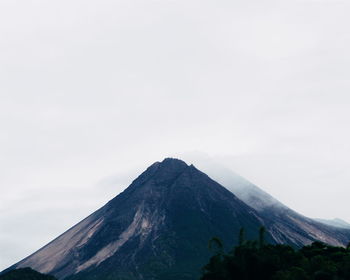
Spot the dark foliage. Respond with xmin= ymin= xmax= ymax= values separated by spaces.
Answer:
xmin=0 ymin=268 xmax=57 ymax=280
xmin=201 ymin=228 xmax=350 ymax=280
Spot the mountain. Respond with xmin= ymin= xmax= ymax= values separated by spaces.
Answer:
xmin=10 ymin=158 xmax=273 ymax=280
xmin=200 ymin=163 xmax=350 ymax=247
xmin=7 ymin=158 xmax=350 ymax=280
xmin=0 ymin=268 xmax=57 ymax=280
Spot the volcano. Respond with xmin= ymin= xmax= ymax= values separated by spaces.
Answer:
xmin=9 ymin=158 xmax=350 ymax=280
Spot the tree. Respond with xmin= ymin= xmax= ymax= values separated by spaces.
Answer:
xmin=208 ymin=237 xmax=224 ymax=255
xmin=259 ymin=226 xmax=266 ymax=248
xmin=238 ymin=227 xmax=245 ymax=246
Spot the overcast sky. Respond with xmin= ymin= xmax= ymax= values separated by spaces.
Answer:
xmin=1 ymin=0 xmax=350 ymax=271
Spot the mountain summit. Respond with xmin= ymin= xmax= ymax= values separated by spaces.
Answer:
xmin=9 ymin=158 xmax=350 ymax=280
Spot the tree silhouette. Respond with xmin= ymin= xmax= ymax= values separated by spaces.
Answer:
xmin=258 ymin=226 xmax=266 ymax=248
xmin=208 ymin=237 xmax=224 ymax=255
xmin=201 ymin=229 xmax=350 ymax=280
xmin=238 ymin=227 xmax=245 ymax=246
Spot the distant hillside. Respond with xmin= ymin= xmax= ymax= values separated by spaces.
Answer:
xmin=196 ymin=161 xmax=350 ymax=247
xmin=315 ymin=218 xmax=350 ymax=229
xmin=0 ymin=268 xmax=57 ymax=280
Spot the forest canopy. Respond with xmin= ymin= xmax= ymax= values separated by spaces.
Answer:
xmin=0 ymin=267 xmax=57 ymax=280
xmin=201 ymin=228 xmax=350 ymax=280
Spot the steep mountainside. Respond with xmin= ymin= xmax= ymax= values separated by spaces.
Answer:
xmin=11 ymin=159 xmax=272 ymax=280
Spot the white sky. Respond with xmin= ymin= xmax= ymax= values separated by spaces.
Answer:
xmin=1 ymin=0 xmax=350 ymax=271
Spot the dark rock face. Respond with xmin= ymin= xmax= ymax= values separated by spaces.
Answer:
xmin=12 ymin=159 xmax=270 ymax=280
